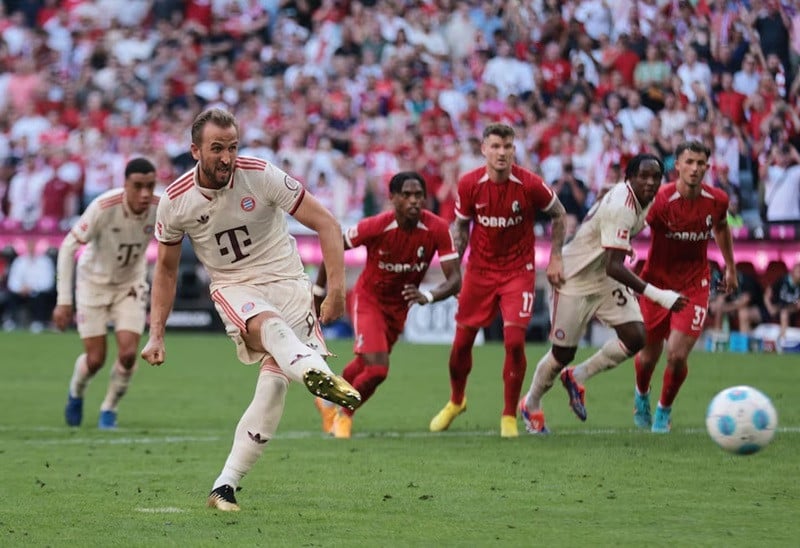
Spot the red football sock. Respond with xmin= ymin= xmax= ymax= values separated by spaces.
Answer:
xmin=448 ymin=326 xmax=477 ymax=405
xmin=634 ymin=354 xmax=654 ymax=395
xmin=659 ymin=364 xmax=688 ymax=408
xmin=342 ymin=355 xmax=366 ymax=384
xmin=344 ymin=364 xmax=389 ymax=417
xmin=502 ymin=326 xmax=527 ymax=416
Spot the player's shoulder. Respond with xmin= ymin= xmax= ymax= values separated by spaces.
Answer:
xmin=357 ymin=210 xmax=395 ymax=233
xmin=420 ymin=209 xmax=451 ymax=231
xmin=163 ymin=169 xmax=196 ymax=201
xmin=235 ymin=155 xmax=269 ymax=173
xmin=458 ymin=165 xmax=486 ymax=185
xmin=90 ymin=188 xmax=125 ymax=212
xmin=511 ymin=164 xmax=545 ymax=186
xmin=700 ymin=183 xmax=729 ymax=202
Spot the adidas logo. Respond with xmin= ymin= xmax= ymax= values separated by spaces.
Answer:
xmin=197 ymin=214 xmax=209 ymax=224
xmin=248 ymin=431 xmax=269 ymax=444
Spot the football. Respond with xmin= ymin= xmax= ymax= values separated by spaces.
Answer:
xmin=705 ymin=386 xmax=778 ymax=455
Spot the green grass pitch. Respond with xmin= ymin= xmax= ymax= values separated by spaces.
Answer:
xmin=1 ymin=331 xmax=798 ymax=547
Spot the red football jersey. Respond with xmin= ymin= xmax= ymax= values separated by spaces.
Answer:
xmin=456 ymin=164 xmax=556 ymax=272
xmin=641 ymin=182 xmax=729 ymax=290
xmin=347 ymin=210 xmax=458 ymax=308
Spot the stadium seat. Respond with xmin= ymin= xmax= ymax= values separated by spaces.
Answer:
xmin=736 ymin=261 xmax=757 ymax=281
xmin=761 ymin=260 xmax=788 ymax=290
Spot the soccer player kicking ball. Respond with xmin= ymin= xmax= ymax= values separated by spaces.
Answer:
xmin=519 ymin=154 xmax=688 ymax=433
xmin=140 ymin=108 xmax=361 ymax=511
xmin=632 ymin=141 xmax=737 ymax=433
xmin=313 ymin=172 xmax=462 ymax=438
xmin=429 ymin=123 xmax=567 ymax=438
xmin=54 ymin=158 xmax=160 ymax=430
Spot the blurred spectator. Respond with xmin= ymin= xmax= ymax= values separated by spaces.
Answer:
xmin=3 ymin=239 xmax=55 ymax=333
xmin=550 ymin=161 xmax=588 ymax=238
xmin=760 ymin=143 xmax=800 ymax=222
xmin=709 ymin=265 xmax=769 ymax=334
xmin=764 ymin=262 xmax=800 ymax=343
xmin=0 ymin=0 xmax=797 ymax=243
xmin=6 ymin=154 xmax=53 ymax=230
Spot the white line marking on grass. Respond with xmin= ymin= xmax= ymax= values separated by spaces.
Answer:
xmin=135 ymin=507 xmax=185 ymax=514
xmin=21 ymin=435 xmax=220 ymax=446
xmin=5 ymin=426 xmax=799 ymax=446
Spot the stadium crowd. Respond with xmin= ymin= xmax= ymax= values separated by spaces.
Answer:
xmin=0 ymin=0 xmax=799 ymax=333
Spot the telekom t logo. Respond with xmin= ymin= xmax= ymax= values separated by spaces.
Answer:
xmin=215 ymin=225 xmax=252 ymax=263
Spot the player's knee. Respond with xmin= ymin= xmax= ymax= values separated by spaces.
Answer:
xmin=551 ymin=345 xmax=576 ymax=366
xmin=620 ymin=332 xmax=645 ymax=355
xmin=362 ymin=364 xmax=389 ymax=385
xmin=117 ymin=351 xmax=137 ymax=369
xmin=85 ymin=352 xmax=105 ymax=372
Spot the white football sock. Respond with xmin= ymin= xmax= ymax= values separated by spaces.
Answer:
xmin=259 ymin=318 xmax=331 ymax=383
xmin=571 ymin=338 xmax=632 ymax=384
xmin=100 ymin=360 xmax=134 ymax=412
xmin=524 ymin=350 xmax=563 ymax=411
xmin=69 ymin=354 xmax=93 ymax=398
xmin=212 ymin=371 xmax=288 ymax=490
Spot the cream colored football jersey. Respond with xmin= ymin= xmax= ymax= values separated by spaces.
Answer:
xmin=560 ymin=182 xmax=650 ymax=295
xmin=156 ymin=156 xmax=306 ymax=291
xmin=56 ymin=188 xmax=159 ymax=305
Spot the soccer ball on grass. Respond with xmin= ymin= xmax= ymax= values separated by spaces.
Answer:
xmin=705 ymin=386 xmax=777 ymax=455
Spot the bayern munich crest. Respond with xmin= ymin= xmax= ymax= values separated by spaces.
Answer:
xmin=143 ymin=224 xmax=154 ymax=234
xmin=241 ymin=196 xmax=256 ymax=211
xmin=241 ymin=302 xmax=255 ymax=313
xmin=554 ymin=328 xmax=565 ymax=340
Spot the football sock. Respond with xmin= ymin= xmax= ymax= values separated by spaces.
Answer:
xmin=634 ymin=354 xmax=654 ymax=395
xmin=502 ymin=326 xmax=527 ymax=416
xmin=69 ymin=353 xmax=92 ymax=398
xmin=448 ymin=326 xmax=477 ymax=405
xmin=259 ymin=317 xmax=331 ymax=383
xmin=659 ymin=364 xmax=688 ymax=408
xmin=524 ymin=350 xmax=563 ymax=411
xmin=342 ymin=355 xmax=366 ymax=384
xmin=100 ymin=360 xmax=134 ymax=412
xmin=572 ymin=338 xmax=632 ymax=384
xmin=212 ymin=371 xmax=287 ymax=490
xmin=345 ymin=364 xmax=388 ymax=416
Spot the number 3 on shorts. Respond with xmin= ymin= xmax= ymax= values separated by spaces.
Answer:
xmin=692 ymin=304 xmax=706 ymax=330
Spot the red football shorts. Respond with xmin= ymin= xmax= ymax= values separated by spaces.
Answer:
xmin=455 ymin=267 xmax=537 ymax=329
xmin=640 ymin=283 xmax=710 ymax=342
xmin=350 ymin=291 xmax=408 ymax=354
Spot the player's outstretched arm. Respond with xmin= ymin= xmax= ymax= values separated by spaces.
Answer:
xmin=605 ymin=248 xmax=688 ymax=312
xmin=544 ymin=198 xmax=567 ymax=288
xmin=141 ymin=241 xmax=182 ymax=366
xmin=52 ymin=231 xmax=81 ymax=331
xmin=451 ymin=218 xmax=471 ymax=258
xmin=712 ymin=218 xmax=738 ymax=295
xmin=293 ymin=193 xmax=346 ymax=324
xmin=312 ymin=234 xmax=350 ymax=319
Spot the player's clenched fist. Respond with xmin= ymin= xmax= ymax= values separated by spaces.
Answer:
xmin=141 ymin=337 xmax=166 ymax=366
